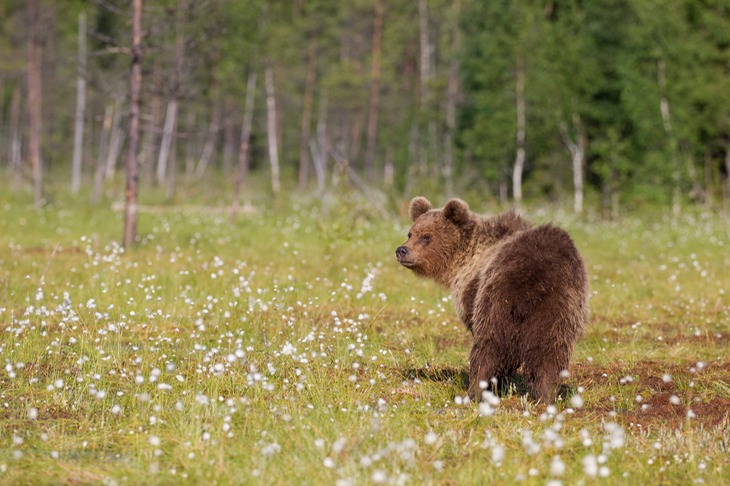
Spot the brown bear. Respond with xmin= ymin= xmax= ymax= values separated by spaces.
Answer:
xmin=395 ymin=197 xmax=588 ymax=403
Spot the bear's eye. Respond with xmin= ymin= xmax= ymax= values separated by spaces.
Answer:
xmin=407 ymin=232 xmax=412 ymax=239
xmin=420 ymin=234 xmax=431 ymax=244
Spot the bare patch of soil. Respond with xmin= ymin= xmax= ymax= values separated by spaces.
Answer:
xmin=571 ymin=360 xmax=730 ymax=429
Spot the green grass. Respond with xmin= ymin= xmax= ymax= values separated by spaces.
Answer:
xmin=1 ymin=185 xmax=729 ymax=485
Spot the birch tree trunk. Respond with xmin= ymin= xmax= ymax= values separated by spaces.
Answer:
xmin=298 ymin=43 xmax=317 ymax=190
xmin=265 ymin=64 xmax=281 ymax=195
xmin=416 ymin=0 xmax=430 ymax=176
xmin=195 ymin=102 xmax=220 ymax=177
xmin=71 ymin=10 xmax=87 ymax=194
xmin=92 ymin=104 xmax=112 ymax=203
xmin=560 ymin=113 xmax=585 ymax=215
xmin=156 ymin=99 xmax=177 ymax=185
xmin=658 ymin=57 xmax=680 ymax=214
xmin=141 ymin=64 xmax=162 ymax=183
xmin=184 ymin=111 xmax=196 ymax=176
xmin=443 ymin=0 xmax=460 ymax=199
xmin=231 ymin=70 xmax=257 ymax=221
xmin=512 ymin=54 xmax=526 ymax=205
xmin=363 ymin=0 xmax=383 ymax=183
xmin=312 ymin=93 xmax=328 ymax=196
xmin=26 ymin=0 xmax=43 ymax=208
xmin=123 ymin=0 xmax=142 ymax=249
xmin=9 ymin=87 xmax=22 ymax=175
xmin=724 ymin=147 xmax=730 ymax=205
xmin=104 ymin=98 xmax=123 ymax=180
xmin=222 ymin=98 xmax=235 ymax=175
xmin=166 ymin=112 xmax=178 ymax=201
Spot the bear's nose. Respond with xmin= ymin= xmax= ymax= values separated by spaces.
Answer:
xmin=395 ymin=246 xmax=409 ymax=260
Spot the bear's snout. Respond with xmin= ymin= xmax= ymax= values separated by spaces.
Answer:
xmin=395 ymin=246 xmax=409 ymax=260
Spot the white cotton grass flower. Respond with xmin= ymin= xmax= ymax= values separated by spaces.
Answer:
xmin=491 ymin=444 xmax=505 ymax=465
xmin=570 ymin=394 xmax=584 ymax=408
xmin=583 ymin=454 xmax=598 ymax=477
xmin=550 ymin=455 xmax=566 ymax=476
xmin=604 ymin=422 xmax=626 ymax=449
xmin=424 ymin=431 xmax=438 ymax=445
xmin=521 ymin=430 xmax=540 ymax=456
xmin=371 ymin=470 xmax=387 ymax=484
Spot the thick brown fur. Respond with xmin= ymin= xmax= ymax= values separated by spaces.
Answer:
xmin=396 ymin=197 xmax=589 ymax=403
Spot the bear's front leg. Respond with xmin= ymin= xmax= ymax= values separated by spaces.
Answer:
xmin=467 ymin=339 xmax=503 ymax=402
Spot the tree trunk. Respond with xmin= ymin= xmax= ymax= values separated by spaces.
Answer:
xmin=92 ymin=104 xmax=112 ymax=203
xmin=314 ymin=92 xmax=328 ymax=195
xmin=71 ymin=10 xmax=87 ymax=194
xmin=363 ymin=0 xmax=383 ymax=183
xmin=222 ymin=97 xmax=235 ymax=175
xmin=184 ymin=111 xmax=196 ymax=176
xmin=141 ymin=63 xmax=162 ymax=183
xmin=265 ymin=64 xmax=281 ymax=195
xmin=231 ymin=70 xmax=257 ymax=221
xmin=105 ymin=97 xmax=123 ymax=180
xmin=703 ymin=150 xmax=713 ymax=206
xmin=9 ymin=87 xmax=22 ymax=176
xmin=157 ymin=99 xmax=178 ymax=184
xmin=195 ymin=101 xmax=221 ymax=177
xmin=724 ymin=146 xmax=730 ymax=207
xmin=166 ymin=111 xmax=178 ymax=201
xmin=157 ymin=6 xmax=185 ymax=188
xmin=417 ymin=0 xmax=430 ymax=176
xmin=123 ymin=0 xmax=142 ymax=249
xmin=560 ymin=113 xmax=585 ymax=214
xmin=572 ymin=131 xmax=585 ymax=215
xmin=443 ymin=0 xmax=461 ymax=199
xmin=512 ymin=54 xmax=526 ymax=205
xmin=657 ymin=57 xmax=681 ymax=208
xmin=26 ymin=0 xmax=43 ymax=208
xmin=383 ymin=146 xmax=394 ymax=189
xmin=299 ymin=42 xmax=317 ymax=190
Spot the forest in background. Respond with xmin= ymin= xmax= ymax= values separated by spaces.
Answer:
xmin=1 ymin=0 xmax=730 ymax=218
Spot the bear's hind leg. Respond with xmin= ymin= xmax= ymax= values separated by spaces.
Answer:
xmin=524 ymin=353 xmax=569 ymax=404
xmin=467 ymin=339 xmax=510 ymax=402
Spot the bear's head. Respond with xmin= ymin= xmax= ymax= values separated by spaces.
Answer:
xmin=395 ymin=197 xmax=475 ymax=284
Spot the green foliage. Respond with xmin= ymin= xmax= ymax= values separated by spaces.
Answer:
xmin=1 ymin=0 xmax=730 ymax=211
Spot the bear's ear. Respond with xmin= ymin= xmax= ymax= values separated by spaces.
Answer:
xmin=443 ymin=198 xmax=471 ymax=226
xmin=409 ymin=197 xmax=432 ymax=222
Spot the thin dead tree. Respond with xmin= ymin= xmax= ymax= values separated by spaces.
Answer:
xmin=560 ymin=113 xmax=586 ymax=215
xmin=194 ymin=101 xmax=220 ymax=177
xmin=298 ymin=42 xmax=317 ymax=190
xmin=231 ymin=70 xmax=257 ymax=221
xmin=416 ymin=0 xmax=430 ymax=176
xmin=264 ymin=64 xmax=281 ymax=195
xmin=71 ymin=10 xmax=87 ymax=194
xmin=443 ymin=0 xmax=461 ymax=199
xmin=123 ymin=0 xmax=142 ymax=249
xmin=512 ymin=52 xmax=526 ymax=205
xmin=26 ymin=0 xmax=43 ymax=208
xmin=9 ymin=88 xmax=22 ymax=178
xmin=157 ymin=3 xmax=186 ymax=189
xmin=363 ymin=0 xmax=383 ymax=183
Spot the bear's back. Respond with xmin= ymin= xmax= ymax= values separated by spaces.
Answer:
xmin=487 ymin=224 xmax=587 ymax=300
xmin=482 ymin=224 xmax=588 ymax=339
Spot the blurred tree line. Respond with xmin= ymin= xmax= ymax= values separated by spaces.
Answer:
xmin=1 ymin=0 xmax=729 ymax=216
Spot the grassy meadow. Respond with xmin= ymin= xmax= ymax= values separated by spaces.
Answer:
xmin=1 ymin=185 xmax=729 ymax=485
